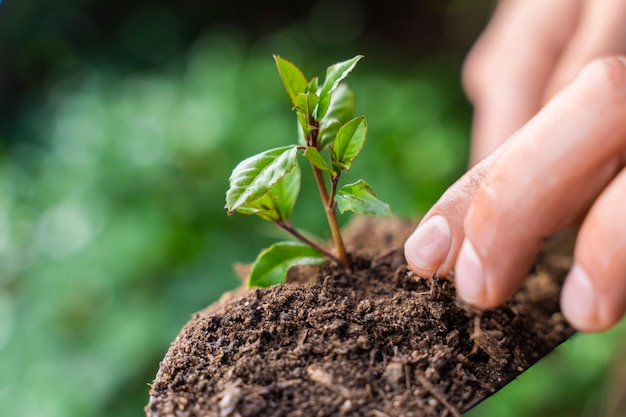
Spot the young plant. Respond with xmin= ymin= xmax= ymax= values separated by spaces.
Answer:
xmin=225 ymin=55 xmax=390 ymax=287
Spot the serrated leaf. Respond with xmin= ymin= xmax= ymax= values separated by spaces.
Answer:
xmin=274 ymin=55 xmax=308 ymax=106
xmin=234 ymin=165 xmax=301 ymax=221
xmin=226 ymin=145 xmax=298 ymax=212
xmin=331 ymin=116 xmax=367 ymax=171
xmin=316 ymin=55 xmax=363 ymax=119
xmin=335 ymin=180 xmax=391 ymax=216
xmin=304 ymin=147 xmax=335 ymax=174
xmin=323 ymin=56 xmax=363 ymax=93
xmin=247 ymin=241 xmax=325 ymax=287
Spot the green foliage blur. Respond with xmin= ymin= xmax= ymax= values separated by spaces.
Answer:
xmin=1 ymin=2 xmax=625 ymax=417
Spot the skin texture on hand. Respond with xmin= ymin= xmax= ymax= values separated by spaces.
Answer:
xmin=463 ymin=0 xmax=626 ymax=165
xmin=405 ymin=56 xmax=626 ymax=333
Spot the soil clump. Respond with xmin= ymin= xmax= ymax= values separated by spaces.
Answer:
xmin=146 ymin=217 xmax=575 ymax=417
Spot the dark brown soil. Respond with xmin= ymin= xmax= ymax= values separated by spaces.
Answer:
xmin=146 ymin=217 xmax=576 ymax=417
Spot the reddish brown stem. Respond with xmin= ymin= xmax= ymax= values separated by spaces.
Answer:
xmin=275 ymin=220 xmax=341 ymax=264
xmin=328 ymin=173 xmax=340 ymax=211
xmin=311 ymin=164 xmax=349 ymax=268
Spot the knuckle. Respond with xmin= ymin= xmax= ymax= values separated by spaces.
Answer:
xmin=461 ymin=169 xmax=484 ymax=198
xmin=461 ymin=42 xmax=495 ymax=103
xmin=461 ymin=52 xmax=482 ymax=102
xmin=439 ymin=168 xmax=484 ymax=216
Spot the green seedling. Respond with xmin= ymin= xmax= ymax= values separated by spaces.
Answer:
xmin=226 ymin=55 xmax=390 ymax=287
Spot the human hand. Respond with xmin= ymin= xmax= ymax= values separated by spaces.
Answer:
xmin=463 ymin=0 xmax=626 ymax=165
xmin=405 ymin=57 xmax=626 ymax=332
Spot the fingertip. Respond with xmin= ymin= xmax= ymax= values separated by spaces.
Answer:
xmin=404 ymin=215 xmax=451 ymax=276
xmin=560 ymin=264 xmax=618 ymax=332
xmin=455 ymin=239 xmax=489 ymax=309
xmin=561 ymin=264 xmax=598 ymax=331
xmin=573 ymin=56 xmax=626 ymax=103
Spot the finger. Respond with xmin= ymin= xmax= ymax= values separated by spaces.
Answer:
xmin=561 ymin=167 xmax=626 ymax=332
xmin=462 ymin=0 xmax=581 ymax=165
xmin=544 ymin=0 xmax=626 ymax=101
xmin=406 ymin=56 xmax=626 ymax=283
xmin=404 ymin=146 xmax=503 ymax=278
xmin=456 ymin=57 xmax=626 ymax=309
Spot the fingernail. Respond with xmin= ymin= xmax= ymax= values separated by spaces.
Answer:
xmin=404 ymin=215 xmax=451 ymax=271
xmin=561 ymin=264 xmax=598 ymax=331
xmin=455 ymin=239 xmax=486 ymax=306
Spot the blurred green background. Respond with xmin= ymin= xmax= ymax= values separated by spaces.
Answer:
xmin=1 ymin=1 xmax=625 ymax=416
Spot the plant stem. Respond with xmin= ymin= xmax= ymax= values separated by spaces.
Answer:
xmin=328 ymin=174 xmax=340 ymax=210
xmin=275 ymin=220 xmax=341 ymax=264
xmin=311 ymin=164 xmax=349 ymax=267
xmin=305 ymin=119 xmax=349 ymax=268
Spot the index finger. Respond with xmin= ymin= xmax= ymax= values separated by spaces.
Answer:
xmin=405 ymin=56 xmax=626 ymax=307
xmin=458 ymin=57 xmax=626 ymax=308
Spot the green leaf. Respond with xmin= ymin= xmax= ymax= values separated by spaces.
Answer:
xmin=318 ymin=84 xmax=355 ymax=149
xmin=303 ymin=147 xmax=335 ymax=174
xmin=232 ymin=203 xmax=278 ymax=221
xmin=234 ymin=165 xmax=301 ymax=221
xmin=331 ymin=116 xmax=367 ymax=171
xmin=307 ymin=92 xmax=320 ymax=112
xmin=295 ymin=92 xmax=320 ymax=137
xmin=226 ymin=145 xmax=298 ymax=213
xmin=266 ymin=164 xmax=300 ymax=220
xmin=296 ymin=121 xmax=306 ymax=145
xmin=334 ymin=180 xmax=391 ymax=216
xmin=317 ymin=55 xmax=363 ymax=119
xmin=318 ymin=119 xmax=341 ymax=150
xmin=307 ymin=77 xmax=319 ymax=94
xmin=274 ymin=55 xmax=308 ymax=106
xmin=295 ymin=93 xmax=310 ymax=136
xmin=247 ymin=241 xmax=325 ymax=287
xmin=323 ymin=84 xmax=356 ymax=124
